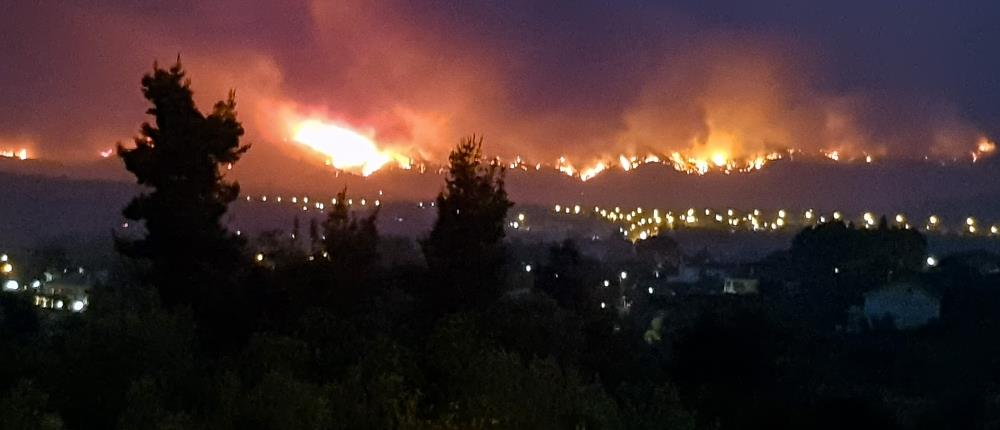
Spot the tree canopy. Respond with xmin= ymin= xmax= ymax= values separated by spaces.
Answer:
xmin=320 ymin=187 xmax=379 ymax=272
xmin=117 ymin=60 xmax=250 ymax=310
xmin=421 ymin=135 xmax=513 ymax=309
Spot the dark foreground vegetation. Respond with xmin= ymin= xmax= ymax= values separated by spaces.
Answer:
xmin=1 ymin=63 xmax=999 ymax=430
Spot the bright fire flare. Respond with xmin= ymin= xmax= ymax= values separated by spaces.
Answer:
xmin=978 ymin=138 xmax=996 ymax=154
xmin=292 ymin=120 xmax=393 ymax=176
xmin=580 ymin=161 xmax=607 ymax=181
xmin=971 ymin=137 xmax=996 ymax=163
xmin=710 ymin=152 xmax=728 ymax=167
xmin=0 ymin=148 xmax=28 ymax=160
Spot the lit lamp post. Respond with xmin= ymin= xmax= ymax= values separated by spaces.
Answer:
xmin=618 ymin=271 xmax=630 ymax=313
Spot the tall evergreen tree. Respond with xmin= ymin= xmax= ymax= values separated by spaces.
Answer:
xmin=117 ymin=60 xmax=250 ymax=310
xmin=422 ymin=135 xmax=513 ymax=309
xmin=320 ymin=187 xmax=380 ymax=272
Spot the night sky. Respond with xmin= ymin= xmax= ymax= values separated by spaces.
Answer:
xmin=2 ymin=1 xmax=998 ymax=169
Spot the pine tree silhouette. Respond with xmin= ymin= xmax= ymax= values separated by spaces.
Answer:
xmin=422 ymin=135 xmax=513 ymax=309
xmin=117 ymin=60 xmax=250 ymax=310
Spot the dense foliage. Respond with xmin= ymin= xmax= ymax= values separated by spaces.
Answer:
xmin=422 ymin=135 xmax=513 ymax=310
xmin=116 ymin=61 xmax=250 ymax=316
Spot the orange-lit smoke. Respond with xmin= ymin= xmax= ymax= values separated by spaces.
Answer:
xmin=232 ymin=21 xmax=998 ymax=180
xmin=24 ymin=1 xmax=994 ymax=181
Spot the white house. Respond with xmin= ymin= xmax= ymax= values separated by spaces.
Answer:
xmin=723 ymin=278 xmax=759 ymax=295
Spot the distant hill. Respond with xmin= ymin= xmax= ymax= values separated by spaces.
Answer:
xmin=3 ymin=156 xmax=1000 ymax=249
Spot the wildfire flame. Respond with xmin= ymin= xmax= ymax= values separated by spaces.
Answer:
xmin=292 ymin=119 xmax=406 ymax=176
xmin=978 ymin=138 xmax=996 ymax=154
xmin=277 ymin=107 xmax=996 ymax=179
xmin=580 ymin=162 xmax=608 ymax=181
xmin=549 ymin=150 xmax=782 ymax=180
xmin=0 ymin=148 xmax=28 ymax=160
xmin=973 ymin=137 xmax=996 ymax=162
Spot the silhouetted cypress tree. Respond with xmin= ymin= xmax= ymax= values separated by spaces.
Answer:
xmin=117 ymin=60 xmax=250 ymax=310
xmin=422 ymin=135 xmax=513 ymax=309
